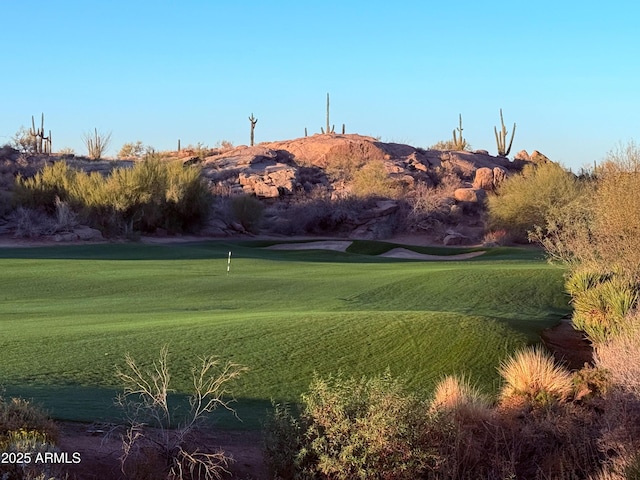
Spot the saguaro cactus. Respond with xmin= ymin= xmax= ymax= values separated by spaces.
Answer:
xmin=249 ymin=113 xmax=258 ymax=146
xmin=29 ymin=113 xmax=52 ymax=154
xmin=326 ymin=93 xmax=330 ymax=134
xmin=494 ymin=109 xmax=516 ymax=157
xmin=452 ymin=114 xmax=467 ymax=151
xmin=321 ymin=93 xmax=335 ymax=134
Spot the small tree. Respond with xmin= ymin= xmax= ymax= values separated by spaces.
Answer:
xmin=83 ymin=128 xmax=112 ymax=160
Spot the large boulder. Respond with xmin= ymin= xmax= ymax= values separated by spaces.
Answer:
xmin=454 ymin=188 xmax=486 ymax=203
xmin=473 ymin=167 xmax=494 ymax=190
xmin=238 ymin=163 xmax=298 ymax=198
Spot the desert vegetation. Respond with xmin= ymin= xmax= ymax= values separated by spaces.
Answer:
xmin=13 ymin=156 xmax=210 ymax=236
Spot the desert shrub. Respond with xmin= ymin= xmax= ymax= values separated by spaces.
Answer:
xmin=115 ymin=346 xmax=247 ymax=480
xmin=428 ymin=139 xmax=470 ymax=151
xmin=214 ymin=139 xmax=234 ymax=152
xmin=265 ymin=371 xmax=439 ymax=480
xmin=57 ymin=146 xmax=75 ymax=157
xmin=10 ymin=126 xmax=37 ymax=154
xmin=589 ymin=143 xmax=640 ymax=281
xmin=118 ymin=140 xmax=148 ymax=159
xmin=263 ymin=402 xmax=307 ymax=480
xmin=0 ymin=397 xmax=58 ymax=443
xmin=565 ymin=269 xmax=611 ymax=297
xmin=13 ymin=158 xmax=211 ymax=235
xmin=351 ymin=160 xmax=399 ymax=198
xmin=230 ymin=194 xmax=263 ymax=232
xmin=14 ymin=161 xmax=76 ymax=212
xmin=571 ymin=276 xmax=638 ymax=344
xmin=499 ymin=346 xmax=574 ymax=406
xmin=324 ymin=153 xmax=365 ymax=182
xmin=0 ymin=396 xmax=64 ymax=480
xmin=488 ymin=161 xmax=585 ymax=242
xmin=595 ymin=311 xmax=640 ymax=395
xmin=533 ymin=141 xmax=640 ymax=282
xmin=482 ymin=229 xmax=510 ymax=246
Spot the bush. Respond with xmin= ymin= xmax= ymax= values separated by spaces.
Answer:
xmin=14 ymin=158 xmax=211 ymax=235
xmin=570 ymin=275 xmax=638 ymax=344
xmin=265 ymin=371 xmax=438 ymax=480
xmin=498 ymin=346 xmax=574 ymax=406
xmin=0 ymin=396 xmax=64 ymax=480
xmin=351 ymin=160 xmax=399 ymax=198
xmin=428 ymin=139 xmax=470 ymax=151
xmin=488 ymin=161 xmax=585 ymax=242
xmin=118 ymin=141 xmax=148 ymax=159
xmin=230 ymin=194 xmax=264 ymax=232
xmin=595 ymin=311 xmax=640 ymax=395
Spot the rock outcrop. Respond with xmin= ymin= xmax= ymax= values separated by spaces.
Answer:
xmin=200 ymin=134 xmax=523 ymax=200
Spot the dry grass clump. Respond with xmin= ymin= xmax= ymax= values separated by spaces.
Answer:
xmin=498 ymin=346 xmax=574 ymax=406
xmin=430 ymin=374 xmax=491 ymax=419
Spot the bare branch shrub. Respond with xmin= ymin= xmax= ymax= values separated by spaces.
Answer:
xmin=405 ymin=173 xmax=460 ymax=231
xmin=83 ymin=128 xmax=112 ymax=160
xmin=115 ymin=345 xmax=247 ymax=480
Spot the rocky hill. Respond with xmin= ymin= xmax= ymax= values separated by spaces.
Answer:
xmin=190 ymin=134 xmax=534 ymax=243
xmin=0 ymin=135 xmax=540 ymax=244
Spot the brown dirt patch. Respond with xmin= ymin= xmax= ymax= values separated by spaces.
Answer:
xmin=541 ymin=317 xmax=593 ymax=370
xmin=56 ymin=422 xmax=267 ymax=480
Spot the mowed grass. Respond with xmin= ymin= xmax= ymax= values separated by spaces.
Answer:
xmin=0 ymin=241 xmax=569 ymax=428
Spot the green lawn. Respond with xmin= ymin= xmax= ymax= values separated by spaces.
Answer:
xmin=0 ymin=240 xmax=569 ymax=429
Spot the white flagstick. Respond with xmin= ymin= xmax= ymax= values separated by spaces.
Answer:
xmin=227 ymin=251 xmax=232 ymax=274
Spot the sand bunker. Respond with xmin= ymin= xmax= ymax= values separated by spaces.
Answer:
xmin=379 ymin=248 xmax=486 ymax=260
xmin=265 ymin=241 xmax=353 ymax=252
xmin=265 ymin=241 xmax=485 ymax=260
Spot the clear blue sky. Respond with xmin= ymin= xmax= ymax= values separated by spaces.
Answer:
xmin=1 ymin=1 xmax=638 ymax=171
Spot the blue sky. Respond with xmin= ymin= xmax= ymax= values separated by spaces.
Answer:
xmin=1 ymin=1 xmax=638 ymax=171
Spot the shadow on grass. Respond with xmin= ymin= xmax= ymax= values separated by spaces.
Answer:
xmin=2 ymin=383 xmax=272 ymax=431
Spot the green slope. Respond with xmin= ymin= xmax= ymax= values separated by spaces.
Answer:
xmin=0 ymin=241 xmax=569 ymax=428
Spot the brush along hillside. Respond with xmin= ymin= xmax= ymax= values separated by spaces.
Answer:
xmin=0 ymin=134 xmax=550 ymax=243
